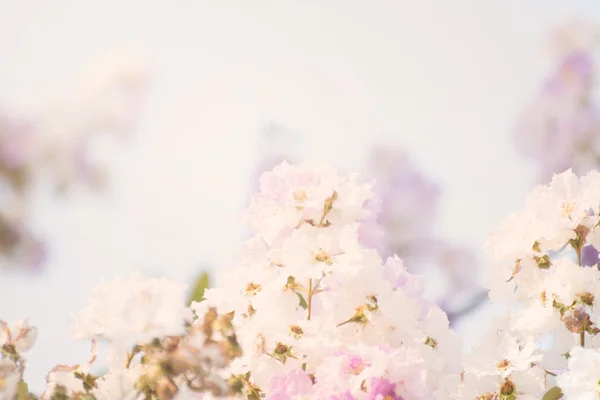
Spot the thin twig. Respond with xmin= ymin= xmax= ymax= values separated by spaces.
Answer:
xmin=446 ymin=290 xmax=489 ymax=327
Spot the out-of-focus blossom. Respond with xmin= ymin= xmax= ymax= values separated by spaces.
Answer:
xmin=364 ymin=145 xmax=440 ymax=264
xmin=0 ymin=53 xmax=146 ymax=272
xmin=1 ymin=273 xmax=244 ymax=399
xmin=515 ymin=19 xmax=600 ymax=183
xmin=71 ymin=272 xmax=192 ymax=350
xmin=365 ymin=145 xmax=485 ymax=324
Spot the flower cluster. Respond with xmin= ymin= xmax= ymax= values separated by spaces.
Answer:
xmin=452 ymin=169 xmax=600 ymax=398
xmin=15 ymin=163 xmax=600 ymax=399
xmin=514 ymin=19 xmax=600 ymax=183
xmin=202 ymin=161 xmax=462 ymax=399
xmin=0 ymin=56 xmax=145 ymax=272
xmin=0 ymin=273 xmax=243 ymax=400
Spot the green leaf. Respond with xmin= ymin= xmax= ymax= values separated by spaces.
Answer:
xmin=542 ymin=386 xmax=563 ymax=400
xmin=16 ymin=381 xmax=28 ymax=400
xmin=187 ymin=272 xmax=211 ymax=306
xmin=296 ymin=292 xmax=308 ymax=309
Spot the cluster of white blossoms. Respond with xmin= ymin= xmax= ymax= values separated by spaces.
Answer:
xmin=200 ymin=161 xmax=462 ymax=399
xmin=0 ymin=274 xmax=244 ymax=400
xmin=10 ymin=163 xmax=600 ymax=399
xmin=453 ymin=169 xmax=600 ymax=399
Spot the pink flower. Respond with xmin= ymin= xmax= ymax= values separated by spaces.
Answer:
xmin=330 ymin=391 xmax=356 ymax=400
xmin=327 ymin=351 xmax=370 ymax=376
xmin=367 ymin=377 xmax=404 ymax=400
xmin=265 ymin=369 xmax=313 ymax=400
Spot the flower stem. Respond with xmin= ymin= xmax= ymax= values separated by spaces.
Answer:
xmin=580 ymin=331 xmax=585 ymax=347
xmin=125 ymin=345 xmax=139 ymax=368
xmin=307 ymin=279 xmax=313 ymax=320
xmin=305 ymin=273 xmax=327 ymax=321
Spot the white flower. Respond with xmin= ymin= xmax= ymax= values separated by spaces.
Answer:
xmin=540 ymin=326 xmax=578 ymax=371
xmin=70 ymin=271 xmax=192 ymax=350
xmin=245 ymin=161 xmax=374 ymax=246
xmin=466 ymin=323 xmax=542 ymax=379
xmin=546 ymin=258 xmax=599 ymax=306
xmin=0 ymin=360 xmax=19 ymax=400
xmin=581 ymin=170 xmax=600 ymax=215
xmin=510 ymin=294 xmax=559 ymax=334
xmin=92 ymin=364 xmax=145 ymax=400
xmin=418 ymin=306 xmax=463 ymax=375
xmin=0 ymin=318 xmax=37 ymax=353
xmin=556 ymin=346 xmax=600 ymax=399
xmin=454 ymin=367 xmax=546 ymax=400
xmin=484 ymin=210 xmax=544 ymax=264
xmin=453 ymin=372 xmax=502 ymax=400
xmin=41 ymin=364 xmax=87 ymax=400
xmin=525 ymin=170 xmax=587 ymax=251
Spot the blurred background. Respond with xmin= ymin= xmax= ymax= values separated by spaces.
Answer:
xmin=1 ymin=0 xmax=600 ymax=392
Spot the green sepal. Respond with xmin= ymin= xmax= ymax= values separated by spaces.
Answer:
xmin=16 ymin=381 xmax=29 ymax=400
xmin=187 ymin=271 xmax=211 ymax=306
xmin=542 ymin=386 xmax=563 ymax=400
xmin=296 ymin=292 xmax=308 ymax=309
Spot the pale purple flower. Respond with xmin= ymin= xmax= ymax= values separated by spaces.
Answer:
xmin=0 ymin=214 xmax=46 ymax=273
xmin=544 ymin=51 xmax=593 ymax=98
xmin=73 ymin=136 xmax=97 ymax=183
xmin=581 ymin=245 xmax=600 ymax=267
xmin=515 ymin=31 xmax=600 ymax=183
xmin=0 ymin=57 xmax=145 ymax=272
xmin=21 ymin=240 xmax=45 ymax=273
xmin=0 ymin=115 xmax=35 ymax=170
xmin=366 ymin=145 xmax=484 ymax=322
xmin=365 ymin=145 xmax=441 ymax=263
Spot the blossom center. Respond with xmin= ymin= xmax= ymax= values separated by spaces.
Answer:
xmin=500 ymin=379 xmax=515 ymax=396
xmin=496 ymin=359 xmax=511 ymax=371
xmin=314 ymin=250 xmax=331 ymax=264
xmin=245 ymin=282 xmax=262 ymax=296
xmin=561 ymin=201 xmax=575 ymax=218
xmin=293 ymin=190 xmax=307 ymax=203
